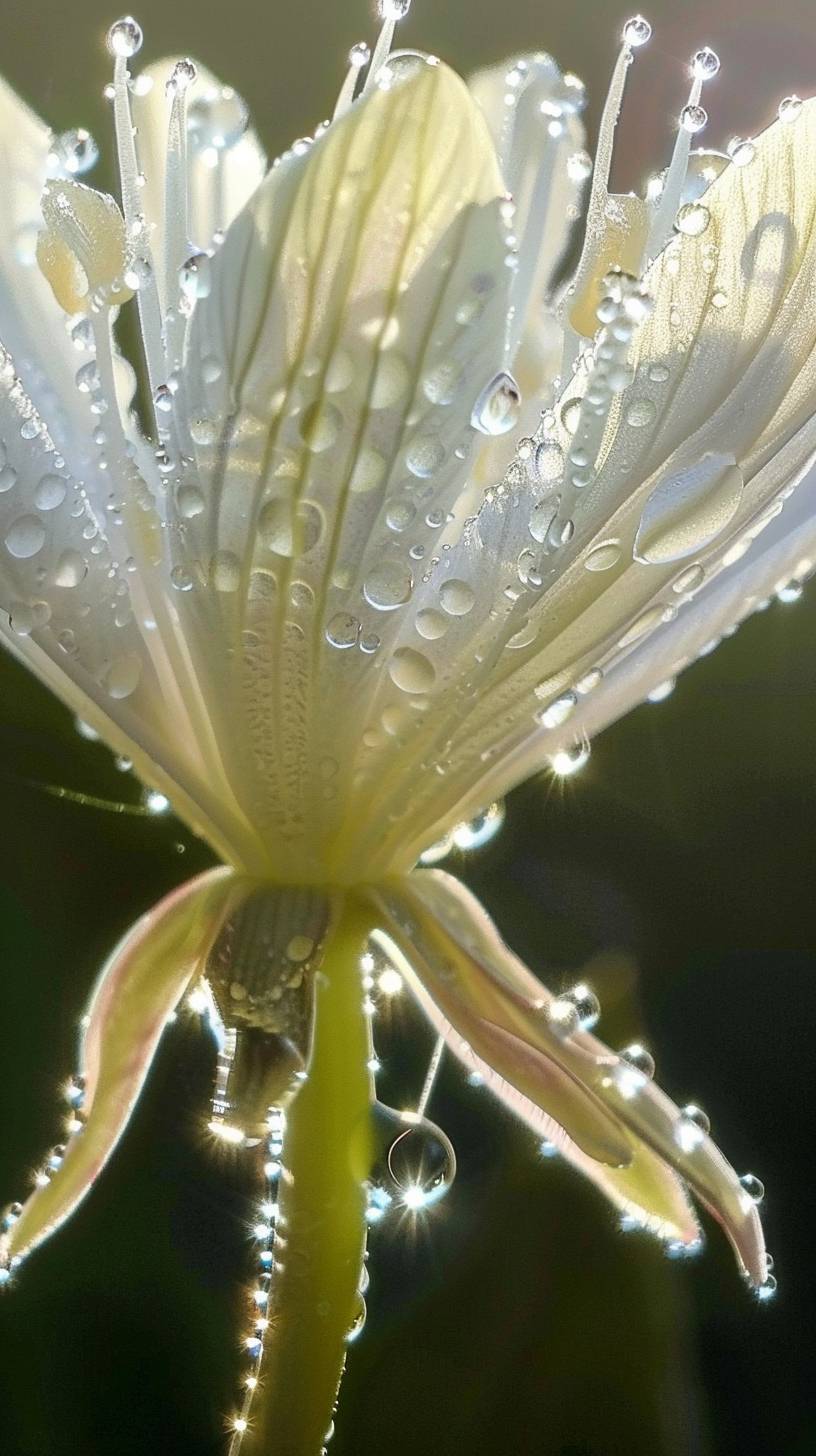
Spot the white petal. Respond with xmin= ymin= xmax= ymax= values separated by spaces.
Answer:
xmin=174 ymin=58 xmax=510 ymax=880
xmin=369 ymin=871 xmax=766 ymax=1279
xmin=345 ymin=98 xmax=816 ymax=868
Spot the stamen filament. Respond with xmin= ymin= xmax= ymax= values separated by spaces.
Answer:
xmin=647 ymin=51 xmax=717 ymax=257
xmin=362 ymin=0 xmax=410 ymax=96
xmin=333 ymin=43 xmax=371 ymax=121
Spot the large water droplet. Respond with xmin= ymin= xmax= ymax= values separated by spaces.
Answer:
xmin=259 ymin=499 xmax=322 ymax=557
xmin=439 ymin=579 xmax=475 ymax=616
xmin=675 ymin=201 xmax=710 ymax=237
xmin=325 ymin=612 xmax=360 ymax=649
xmin=471 ymin=371 xmax=521 ymax=436
xmin=635 ymin=453 xmax=744 ymax=564
xmin=623 ymin=15 xmax=651 ymax=46
xmin=54 ymin=548 xmax=87 ymax=587
xmin=300 ymin=401 xmax=342 ymax=453
xmin=674 ymin=1103 xmax=710 ymax=1153
xmin=34 ymin=474 xmax=67 ymax=511
xmin=5 ymin=515 xmax=45 ymax=559
xmin=51 ymin=128 xmax=99 ymax=176
xmin=107 ymin=16 xmax=143 ymax=58
xmin=452 ymin=801 xmax=504 ymax=850
xmin=187 ymin=85 xmax=249 ymax=150
xmin=388 ymin=647 xmax=435 ymax=694
xmin=372 ymin=1103 xmax=456 ymax=1210
xmin=363 ymin=561 xmax=413 ymax=611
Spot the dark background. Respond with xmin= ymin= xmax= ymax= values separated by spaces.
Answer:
xmin=0 ymin=1 xmax=814 ymax=1452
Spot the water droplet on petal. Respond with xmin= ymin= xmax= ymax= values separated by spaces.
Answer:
xmin=471 ymin=371 xmax=521 ymax=436
xmin=675 ymin=1103 xmax=710 ymax=1153
xmin=54 ymin=548 xmax=87 ymax=587
xmin=778 ymin=94 xmax=802 ymax=123
xmin=635 ymin=454 xmax=744 ymax=564
xmin=5 ymin=515 xmax=45 ymax=559
xmin=739 ymin=1173 xmax=765 ymax=1205
xmin=325 ymin=612 xmax=360 ymax=649
xmin=675 ymin=201 xmax=710 ymax=236
xmin=363 ymin=562 xmax=413 ymax=611
xmin=388 ymin=647 xmax=435 ymax=694
xmin=373 ymin=1102 xmax=456 ymax=1210
xmin=439 ymin=579 xmax=475 ymax=616
xmin=34 ymin=474 xmax=67 ymax=510
xmin=104 ymin=652 xmax=142 ymax=699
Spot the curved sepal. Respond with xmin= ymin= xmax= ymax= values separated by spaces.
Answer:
xmin=368 ymin=871 xmax=767 ymax=1285
xmin=2 ymin=868 xmax=246 ymax=1269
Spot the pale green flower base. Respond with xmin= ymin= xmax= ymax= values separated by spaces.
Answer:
xmin=244 ymin=901 xmax=374 ymax=1455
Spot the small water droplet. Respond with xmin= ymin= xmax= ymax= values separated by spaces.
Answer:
xmin=623 ymin=15 xmax=651 ymax=46
xmin=728 ymin=137 xmax=756 ymax=167
xmin=778 ymin=94 xmax=802 ymax=123
xmin=104 ymin=652 xmax=142 ymax=699
xmin=179 ymin=252 xmax=212 ymax=300
xmin=51 ymin=128 xmax=99 ymax=176
xmin=680 ymin=104 xmax=708 ymax=135
xmin=675 ymin=201 xmax=710 ymax=237
xmin=388 ymin=647 xmax=435 ymax=694
xmin=363 ymin=562 xmax=413 ymax=611
xmin=439 ymin=578 xmax=475 ymax=616
xmin=107 ymin=16 xmax=143 ymax=58
xmin=739 ymin=1173 xmax=765 ymax=1205
xmin=537 ymin=691 xmax=577 ymax=730
xmin=0 ymin=465 xmax=17 ymax=493
xmin=692 ymin=47 xmax=720 ymax=79
xmin=5 ymin=515 xmax=45 ymax=559
xmin=471 ymin=371 xmax=521 ymax=436
xmin=675 ymin=1103 xmax=710 ymax=1153
xmin=406 ymin=434 xmax=445 ymax=477
xmin=170 ymin=563 xmax=194 ymax=592
xmin=34 ymin=474 xmax=67 ymax=511
xmin=54 ymin=548 xmax=87 ymax=587
xmin=626 ymin=397 xmax=656 ymax=427
xmin=177 ymin=484 xmax=205 ymax=519
xmin=415 ymin=608 xmax=448 ymax=640
xmin=452 ymin=801 xmax=504 ymax=850
xmin=325 ymin=612 xmax=360 ymax=649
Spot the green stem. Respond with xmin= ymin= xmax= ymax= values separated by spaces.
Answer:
xmin=244 ymin=896 xmax=374 ymax=1456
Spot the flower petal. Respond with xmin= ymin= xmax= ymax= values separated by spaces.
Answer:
xmin=2 ymin=868 xmax=243 ymax=1268
xmin=368 ymin=871 xmax=766 ymax=1283
xmin=0 ymin=74 xmax=103 ymax=476
xmin=343 ymin=99 xmax=816 ymax=869
xmin=133 ymin=59 xmax=266 ymax=311
xmin=175 ymin=58 xmax=510 ymax=880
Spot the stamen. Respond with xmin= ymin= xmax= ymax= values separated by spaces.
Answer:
xmin=163 ymin=60 xmax=197 ymax=372
xmin=646 ymin=47 xmax=718 ymax=256
xmin=106 ymin=17 xmax=165 ymax=399
xmin=416 ymin=1036 xmax=445 ymax=1119
xmin=333 ymin=43 xmax=371 ymax=121
xmin=362 ymin=0 xmax=411 ymax=96
xmin=566 ymin=16 xmax=651 ymax=339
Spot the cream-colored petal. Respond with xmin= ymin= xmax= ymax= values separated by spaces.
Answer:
xmin=173 ymin=58 xmax=510 ymax=880
xmin=0 ymin=74 xmax=105 ymax=480
xmin=369 ymin=872 xmax=767 ymax=1282
xmin=132 ymin=58 xmax=266 ymax=311
xmin=342 ymin=97 xmax=816 ymax=871
xmin=0 ymin=353 xmax=269 ymax=870
xmin=2 ymin=869 xmax=243 ymax=1268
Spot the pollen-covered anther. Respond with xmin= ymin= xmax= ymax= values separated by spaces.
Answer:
xmin=36 ymin=178 xmax=134 ymax=313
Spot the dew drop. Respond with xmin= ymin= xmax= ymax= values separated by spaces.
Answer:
xmin=534 ymin=440 xmax=564 ymax=483
xmin=107 ymin=16 xmax=143 ymax=58
xmin=635 ymin=453 xmax=744 ymax=564
xmin=423 ymin=360 xmax=461 ymax=405
xmin=621 ymin=1042 xmax=655 ymax=1078
xmin=188 ymin=85 xmax=249 ymax=151
xmin=692 ymin=47 xmax=720 ymax=78
xmin=51 ymin=128 xmax=99 ymax=176
xmin=585 ymin=540 xmax=621 ymax=572
xmin=728 ymin=137 xmax=756 ymax=167
xmin=739 ymin=1172 xmax=765 ymax=1205
xmin=0 ymin=466 xmax=17 ymax=493
xmin=177 ymin=484 xmax=205 ymax=519
xmin=779 ymin=94 xmax=802 ymax=123
xmin=179 ymin=252 xmax=212 ymax=300
xmin=623 ymin=15 xmax=651 ymax=46
xmin=672 ymin=562 xmax=705 ymax=593
xmin=626 ymin=398 xmax=656 ymax=428
xmin=325 ymin=612 xmax=360 ymax=649
xmin=34 ymin=474 xmax=67 ymax=511
xmin=104 ymin=652 xmax=142 ymax=699
xmin=675 ymin=201 xmax=710 ymax=236
xmin=388 ymin=647 xmax=435 ymax=694
xmin=54 ymin=548 xmax=87 ymax=587
xmin=648 ymin=363 xmax=670 ymax=384
xmin=373 ymin=1102 xmax=456 ymax=1210
xmin=680 ymin=104 xmax=708 ymax=135
xmin=471 ymin=371 xmax=521 ymax=436
xmin=259 ymin=499 xmax=322 ymax=557
xmin=567 ymin=150 xmax=593 ymax=182
xmin=363 ymin=562 xmax=413 ymax=611
xmin=548 ymin=981 xmax=600 ymax=1037
xmin=529 ymin=497 xmax=560 ymax=545
xmin=537 ymin=691 xmax=577 ymax=730
xmin=5 ymin=515 xmax=45 ymax=559
xmin=170 ymin=563 xmax=194 ymax=592
xmin=675 ymin=1103 xmax=710 ymax=1153
xmin=415 ymin=608 xmax=448 ymax=640
xmin=439 ymin=578 xmax=475 ymax=616
xmin=452 ymin=801 xmax=504 ymax=850
xmin=406 ymin=435 xmax=445 ymax=478
xmin=371 ymin=353 xmax=410 ymax=409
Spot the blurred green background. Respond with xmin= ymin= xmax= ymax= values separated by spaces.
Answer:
xmin=0 ymin=0 xmax=814 ymax=1452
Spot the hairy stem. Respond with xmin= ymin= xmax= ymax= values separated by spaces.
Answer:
xmin=244 ymin=896 xmax=374 ymax=1455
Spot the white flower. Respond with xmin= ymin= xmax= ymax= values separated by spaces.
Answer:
xmin=0 ymin=6 xmax=798 ymax=1442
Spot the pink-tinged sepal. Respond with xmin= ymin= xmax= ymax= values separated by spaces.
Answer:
xmin=1 ymin=868 xmax=246 ymax=1273
xmin=368 ymin=871 xmax=767 ymax=1287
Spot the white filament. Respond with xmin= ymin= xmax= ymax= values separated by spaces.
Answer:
xmin=647 ymin=68 xmax=706 ymax=257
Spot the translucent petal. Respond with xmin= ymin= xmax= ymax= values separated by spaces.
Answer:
xmin=2 ymin=869 xmax=243 ymax=1266
xmin=343 ymin=98 xmax=816 ymax=870
xmin=368 ymin=871 xmax=767 ymax=1282
xmin=0 ymin=73 xmax=103 ymax=477
xmin=175 ymin=58 xmax=510 ymax=880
